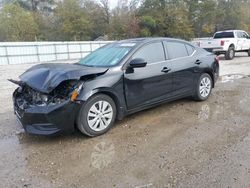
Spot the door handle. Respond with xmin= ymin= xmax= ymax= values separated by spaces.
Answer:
xmin=161 ymin=67 xmax=171 ymax=73
xmin=195 ymin=60 xmax=202 ymax=65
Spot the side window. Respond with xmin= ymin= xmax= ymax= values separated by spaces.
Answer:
xmin=164 ymin=41 xmax=188 ymax=59
xmin=237 ymin=32 xmax=248 ymax=38
xmin=185 ymin=44 xmax=195 ymax=56
xmin=237 ymin=32 xmax=243 ymax=38
xmin=243 ymin=32 xmax=248 ymax=38
xmin=132 ymin=42 xmax=165 ymax=64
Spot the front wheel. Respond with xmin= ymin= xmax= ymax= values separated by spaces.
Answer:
xmin=77 ymin=94 xmax=116 ymax=137
xmin=193 ymin=73 xmax=213 ymax=101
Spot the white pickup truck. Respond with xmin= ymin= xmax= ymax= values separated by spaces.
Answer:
xmin=193 ymin=30 xmax=250 ymax=60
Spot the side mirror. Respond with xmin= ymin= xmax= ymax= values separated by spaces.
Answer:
xmin=129 ymin=58 xmax=147 ymax=68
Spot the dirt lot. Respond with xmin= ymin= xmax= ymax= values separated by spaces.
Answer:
xmin=1 ymin=53 xmax=250 ymax=188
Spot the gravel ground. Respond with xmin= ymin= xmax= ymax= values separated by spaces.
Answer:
xmin=1 ymin=54 xmax=250 ymax=188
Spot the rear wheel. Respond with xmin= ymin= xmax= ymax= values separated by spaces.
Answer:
xmin=77 ymin=94 xmax=116 ymax=137
xmin=225 ymin=46 xmax=235 ymax=60
xmin=193 ymin=73 xmax=213 ymax=101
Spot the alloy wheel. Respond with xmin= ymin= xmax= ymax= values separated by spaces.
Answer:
xmin=87 ymin=100 xmax=113 ymax=131
xmin=199 ymin=77 xmax=212 ymax=98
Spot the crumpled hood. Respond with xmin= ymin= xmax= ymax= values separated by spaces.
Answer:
xmin=19 ymin=63 xmax=108 ymax=93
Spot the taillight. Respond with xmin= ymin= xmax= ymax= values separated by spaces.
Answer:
xmin=220 ymin=40 xmax=225 ymax=46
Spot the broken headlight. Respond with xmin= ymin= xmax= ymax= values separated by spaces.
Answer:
xmin=40 ymin=94 xmax=49 ymax=102
xmin=49 ymin=80 xmax=84 ymax=104
xmin=33 ymin=93 xmax=49 ymax=106
xmin=19 ymin=80 xmax=84 ymax=107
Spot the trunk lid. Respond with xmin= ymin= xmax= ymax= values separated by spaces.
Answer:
xmin=199 ymin=39 xmax=223 ymax=49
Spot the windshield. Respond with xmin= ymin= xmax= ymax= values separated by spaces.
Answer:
xmin=214 ymin=32 xmax=234 ymax=39
xmin=78 ymin=43 xmax=135 ymax=67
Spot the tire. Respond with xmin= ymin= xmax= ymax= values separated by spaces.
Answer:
xmin=193 ymin=73 xmax=213 ymax=101
xmin=248 ymin=49 xmax=250 ymax=56
xmin=225 ymin=46 xmax=235 ymax=60
xmin=77 ymin=94 xmax=116 ymax=137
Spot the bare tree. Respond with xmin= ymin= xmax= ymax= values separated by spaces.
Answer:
xmin=100 ymin=0 xmax=110 ymax=24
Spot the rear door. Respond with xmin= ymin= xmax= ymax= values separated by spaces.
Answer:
xmin=164 ymin=40 xmax=197 ymax=97
xmin=124 ymin=41 xmax=173 ymax=109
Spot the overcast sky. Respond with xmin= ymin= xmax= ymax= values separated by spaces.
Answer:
xmin=105 ymin=0 xmax=118 ymax=9
xmin=109 ymin=0 xmax=118 ymax=9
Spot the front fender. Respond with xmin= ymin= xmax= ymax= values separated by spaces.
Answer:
xmin=78 ymin=87 xmax=118 ymax=101
xmin=76 ymin=75 xmax=127 ymax=120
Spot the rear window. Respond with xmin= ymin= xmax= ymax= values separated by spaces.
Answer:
xmin=214 ymin=32 xmax=234 ymax=39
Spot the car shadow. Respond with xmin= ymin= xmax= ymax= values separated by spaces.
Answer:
xmin=16 ymin=98 xmax=196 ymax=144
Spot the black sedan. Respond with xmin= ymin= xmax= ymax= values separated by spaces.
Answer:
xmin=11 ymin=38 xmax=219 ymax=137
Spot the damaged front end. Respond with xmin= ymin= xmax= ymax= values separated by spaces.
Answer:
xmin=12 ymin=80 xmax=83 ymax=135
xmin=14 ymin=80 xmax=83 ymax=108
xmin=10 ymin=63 xmax=108 ymax=135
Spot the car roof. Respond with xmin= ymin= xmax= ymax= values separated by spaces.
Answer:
xmin=215 ymin=30 xmax=246 ymax=33
xmin=116 ymin=37 xmax=191 ymax=45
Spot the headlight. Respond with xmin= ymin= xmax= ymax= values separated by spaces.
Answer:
xmin=33 ymin=93 xmax=49 ymax=106
xmin=40 ymin=94 xmax=49 ymax=102
xmin=32 ymin=92 xmax=49 ymax=103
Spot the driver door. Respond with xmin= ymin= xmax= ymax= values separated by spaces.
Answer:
xmin=242 ymin=32 xmax=250 ymax=50
xmin=124 ymin=42 xmax=173 ymax=110
xmin=236 ymin=31 xmax=244 ymax=51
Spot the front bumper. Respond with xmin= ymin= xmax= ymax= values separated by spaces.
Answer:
xmin=13 ymin=89 xmax=81 ymax=136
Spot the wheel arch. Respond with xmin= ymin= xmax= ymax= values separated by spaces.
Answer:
xmin=78 ymin=88 xmax=126 ymax=120
xmin=229 ymin=43 xmax=235 ymax=49
xmin=97 ymin=91 xmax=122 ymax=118
xmin=203 ymin=70 xmax=215 ymax=88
